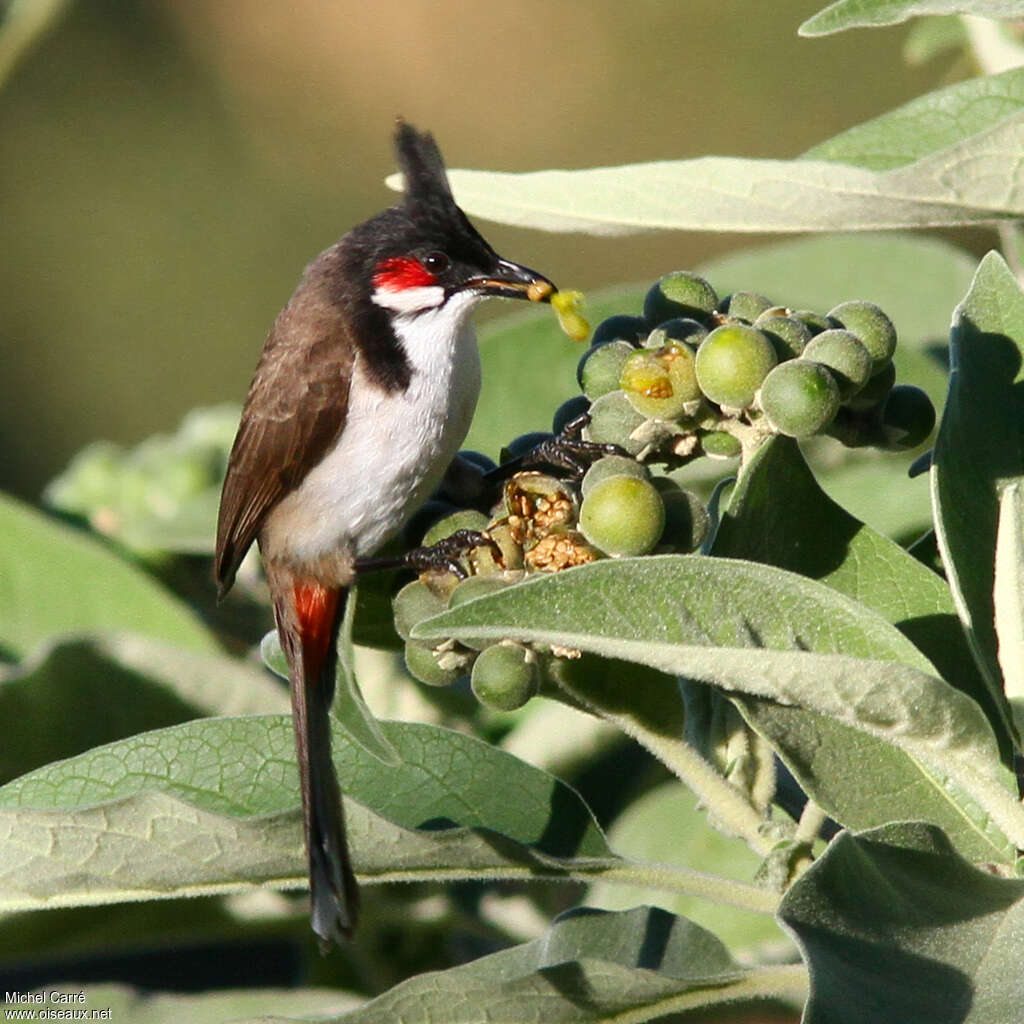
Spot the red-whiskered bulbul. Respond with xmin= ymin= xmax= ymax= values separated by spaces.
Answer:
xmin=214 ymin=123 xmax=555 ymax=947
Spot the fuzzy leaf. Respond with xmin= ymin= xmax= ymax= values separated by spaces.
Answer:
xmin=406 ymin=115 xmax=1024 ymax=235
xmin=0 ymin=494 xmax=217 ymax=659
xmin=805 ymin=66 xmax=1024 ymax=170
xmin=779 ymin=822 xmax=1024 ymax=1024
xmin=932 ymin=252 xmax=1024 ymax=711
xmin=714 ymin=436 xmax=1014 ymax=757
xmin=801 ymin=0 xmax=1024 ymax=36
xmin=264 ymin=906 xmax=808 ymax=1024
xmin=0 ymin=717 xmax=612 ymax=911
xmin=415 ymin=558 xmax=1022 ymax=859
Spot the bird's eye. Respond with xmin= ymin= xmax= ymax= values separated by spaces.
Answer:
xmin=422 ymin=251 xmax=450 ymax=275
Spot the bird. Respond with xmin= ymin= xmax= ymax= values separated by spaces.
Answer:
xmin=214 ymin=122 xmax=555 ymax=947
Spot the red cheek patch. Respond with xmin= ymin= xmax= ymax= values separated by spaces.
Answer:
xmin=373 ymin=257 xmax=437 ymax=292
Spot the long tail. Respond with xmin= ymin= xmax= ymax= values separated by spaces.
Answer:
xmin=270 ymin=570 xmax=360 ymax=947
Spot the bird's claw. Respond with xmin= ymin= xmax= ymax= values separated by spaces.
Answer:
xmin=402 ymin=529 xmax=501 ymax=580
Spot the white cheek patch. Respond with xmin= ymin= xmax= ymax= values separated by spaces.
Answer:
xmin=371 ymin=284 xmax=446 ymax=314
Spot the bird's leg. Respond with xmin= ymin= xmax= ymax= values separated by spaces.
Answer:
xmin=486 ymin=413 xmax=628 ymax=483
xmin=355 ymin=530 xmax=501 ymax=581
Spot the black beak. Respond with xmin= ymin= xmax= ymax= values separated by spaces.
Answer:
xmin=468 ymin=258 xmax=556 ymax=302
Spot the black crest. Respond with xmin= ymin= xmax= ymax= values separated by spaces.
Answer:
xmin=394 ymin=121 xmax=455 ymax=211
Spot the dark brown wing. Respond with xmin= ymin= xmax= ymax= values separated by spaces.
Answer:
xmin=215 ymin=283 xmax=354 ymax=596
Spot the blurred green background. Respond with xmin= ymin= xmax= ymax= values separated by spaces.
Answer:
xmin=1 ymin=0 xmax=949 ymax=501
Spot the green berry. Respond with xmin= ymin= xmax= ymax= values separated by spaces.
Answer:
xmin=879 ymin=385 xmax=935 ymax=450
xmin=644 ymin=271 xmax=719 ymax=325
xmin=422 ymin=509 xmax=490 ymax=548
xmin=760 ymin=359 xmax=841 ymax=439
xmin=694 ymin=324 xmax=777 ymax=409
xmin=578 ymin=340 xmax=635 ymax=399
xmin=802 ymin=329 xmax=873 ymax=400
xmin=581 ymin=454 xmax=649 ymax=498
xmin=552 ymin=395 xmax=591 ymax=434
xmin=845 ymin=360 xmax=896 ymax=412
xmin=584 ymin=390 xmax=646 ymax=455
xmin=471 ymin=642 xmax=540 ymax=711
xmin=647 ymin=317 xmax=709 ymax=349
xmin=722 ymin=291 xmax=774 ymax=323
xmin=754 ymin=312 xmax=812 ymax=361
xmin=701 ymin=430 xmax=742 ymax=459
xmin=393 ymin=580 xmax=447 ymax=643
xmin=405 ymin=643 xmax=465 ymax=687
xmin=591 ymin=314 xmax=648 ymax=347
xmin=792 ymin=310 xmax=831 ymax=335
xmin=579 ymin=475 xmax=665 ymax=556
xmin=620 ymin=344 xmax=700 ymax=420
xmin=652 ymin=476 xmax=709 ymax=552
xmin=827 ymin=300 xmax=897 ymax=372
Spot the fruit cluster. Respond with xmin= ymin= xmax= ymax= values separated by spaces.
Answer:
xmin=579 ymin=271 xmax=934 ymax=458
xmin=396 ymin=271 xmax=937 ymax=712
xmin=396 ymin=450 xmax=708 ymax=711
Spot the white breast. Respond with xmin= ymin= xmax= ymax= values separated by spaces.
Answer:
xmin=264 ymin=291 xmax=483 ymax=572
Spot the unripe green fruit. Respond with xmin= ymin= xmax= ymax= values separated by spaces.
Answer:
xmin=470 ymin=642 xmax=540 ymax=711
xmin=581 ymin=454 xmax=649 ymax=497
xmin=393 ymin=580 xmax=447 ymax=643
xmin=722 ymin=291 xmax=773 ymax=323
xmin=405 ymin=642 xmax=464 ymax=687
xmin=879 ymin=385 xmax=935 ymax=450
xmin=620 ymin=344 xmax=700 ymax=420
xmin=584 ymin=390 xmax=646 ymax=455
xmin=500 ymin=432 xmax=553 ymax=464
xmin=760 ymin=359 xmax=841 ymax=439
xmin=694 ymin=324 xmax=777 ymax=410
xmin=845 ymin=360 xmax=896 ymax=412
xmin=644 ymin=271 xmax=718 ymax=325
xmin=578 ymin=340 xmax=635 ymax=399
xmin=552 ymin=394 xmax=591 ymax=434
xmin=652 ymin=477 xmax=709 ymax=552
xmin=754 ymin=312 xmax=812 ymax=361
xmin=701 ymin=430 xmax=742 ymax=459
xmin=590 ymin=314 xmax=648 ymax=347
xmin=827 ymin=300 xmax=897 ymax=373
xmin=792 ymin=309 xmax=831 ymax=335
xmin=422 ymin=509 xmax=490 ymax=547
xmin=802 ymin=329 xmax=873 ymax=400
xmin=647 ymin=317 xmax=709 ymax=349
xmin=579 ymin=475 xmax=665 ymax=556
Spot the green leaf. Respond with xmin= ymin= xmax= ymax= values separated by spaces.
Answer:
xmin=800 ymin=0 xmax=1024 ymax=37
xmin=804 ymin=66 xmax=1024 ymax=170
xmin=0 ymin=717 xmax=615 ymax=911
xmin=779 ymin=822 xmax=1024 ymax=1023
xmin=932 ymin=252 xmax=1024 ymax=709
xmin=0 ymin=632 xmax=286 ymax=786
xmin=995 ymin=481 xmax=1024 ymax=701
xmin=0 ymin=493 xmax=217 ymax=659
xmin=415 ymin=115 xmax=1024 ymax=234
xmin=586 ymin=782 xmax=789 ymax=954
xmin=287 ymin=906 xmax=808 ymax=1024
xmin=414 ymin=558 xmax=1022 ymax=859
xmin=714 ymin=436 xmax=1013 ymax=758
